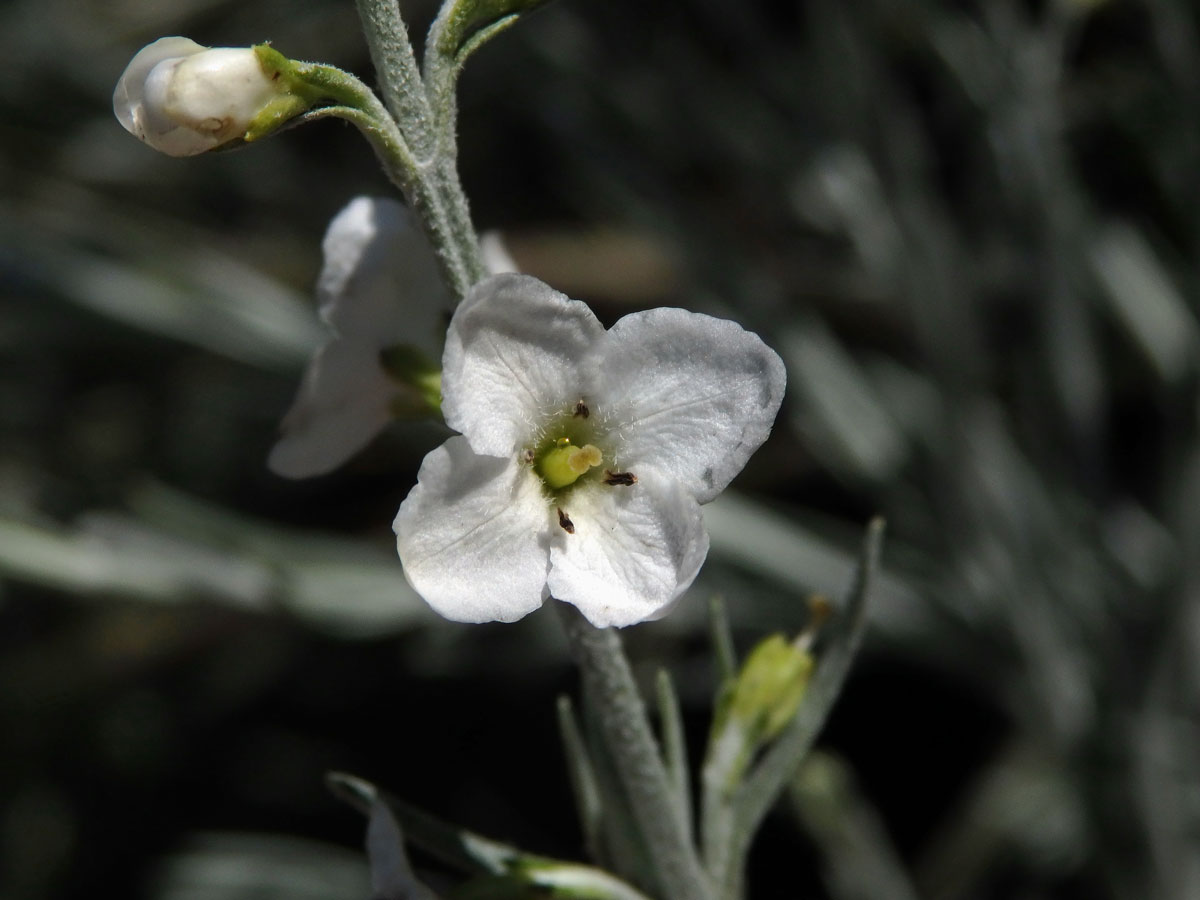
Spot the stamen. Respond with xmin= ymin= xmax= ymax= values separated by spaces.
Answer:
xmin=603 ymin=470 xmax=637 ymax=486
xmin=557 ymin=507 xmax=575 ymax=534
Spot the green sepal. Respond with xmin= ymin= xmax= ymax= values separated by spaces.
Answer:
xmin=252 ymin=44 xmax=338 ymax=104
xmin=244 ymin=43 xmax=385 ymax=144
xmin=241 ymin=45 xmax=331 ymax=144
xmin=380 ymin=344 xmax=443 ymax=416
xmin=242 ymin=93 xmax=313 ymax=142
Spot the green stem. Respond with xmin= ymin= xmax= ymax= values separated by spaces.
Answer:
xmin=353 ymin=0 xmax=435 ymax=158
xmin=435 ymin=160 xmax=488 ymax=285
xmin=351 ymin=0 xmax=486 ymax=297
xmin=294 ymin=91 xmax=475 ymax=297
xmin=293 ymin=87 xmax=416 ymax=188
xmin=557 ymin=605 xmax=715 ymax=900
xmin=420 ymin=0 xmax=490 ymax=286
xmin=700 ymin=740 xmax=740 ymax=900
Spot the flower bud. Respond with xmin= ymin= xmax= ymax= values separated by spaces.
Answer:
xmin=728 ymin=633 xmax=814 ymax=742
xmin=113 ymin=37 xmax=297 ymax=157
xmin=706 ymin=633 xmax=814 ymax=793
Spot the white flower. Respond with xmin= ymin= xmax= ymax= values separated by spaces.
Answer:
xmin=394 ymin=274 xmax=786 ymax=627
xmin=268 ymin=197 xmax=518 ymax=479
xmin=268 ymin=196 xmax=449 ymax=478
xmin=113 ymin=37 xmax=284 ymax=156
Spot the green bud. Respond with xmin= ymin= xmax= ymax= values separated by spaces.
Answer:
xmin=707 ymin=632 xmax=814 ymax=793
xmin=730 ymin=633 xmax=814 ymax=742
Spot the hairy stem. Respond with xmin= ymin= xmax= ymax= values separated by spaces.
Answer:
xmin=352 ymin=0 xmax=486 ymax=297
xmin=353 ymin=0 xmax=434 ymax=157
xmin=557 ymin=605 xmax=715 ymax=900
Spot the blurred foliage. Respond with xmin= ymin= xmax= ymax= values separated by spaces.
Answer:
xmin=3 ymin=0 xmax=1200 ymax=898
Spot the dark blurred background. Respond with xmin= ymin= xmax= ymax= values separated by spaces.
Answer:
xmin=3 ymin=0 xmax=1199 ymax=898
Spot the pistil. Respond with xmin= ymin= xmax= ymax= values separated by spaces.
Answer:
xmin=537 ymin=438 xmax=603 ymax=490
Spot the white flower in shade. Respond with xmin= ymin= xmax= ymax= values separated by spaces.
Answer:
xmin=394 ymin=274 xmax=786 ymax=627
xmin=113 ymin=37 xmax=286 ymax=156
xmin=268 ymin=196 xmax=449 ymax=478
xmin=268 ymin=197 xmax=519 ymax=478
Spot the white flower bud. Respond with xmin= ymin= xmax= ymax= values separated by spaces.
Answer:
xmin=113 ymin=37 xmax=285 ymax=157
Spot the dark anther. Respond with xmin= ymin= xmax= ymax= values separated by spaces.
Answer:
xmin=557 ymin=507 xmax=575 ymax=534
xmin=603 ymin=470 xmax=637 ymax=486
xmin=573 ymin=400 xmax=590 ymax=418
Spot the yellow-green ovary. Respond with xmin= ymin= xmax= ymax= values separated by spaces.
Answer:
xmin=537 ymin=438 xmax=603 ymax=489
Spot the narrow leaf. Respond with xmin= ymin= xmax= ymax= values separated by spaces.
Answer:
xmin=790 ymin=751 xmax=920 ymax=900
xmin=327 ymin=772 xmax=511 ymax=876
xmin=557 ymin=695 xmax=606 ymax=865
xmin=719 ymin=518 xmax=884 ymax=896
xmin=656 ymin=669 xmax=693 ymax=845
xmin=739 ymin=517 xmax=882 ymax=819
xmin=708 ymin=594 xmax=738 ymax=683
xmin=431 ymin=0 xmax=554 ymax=63
xmin=324 ymin=773 xmax=440 ymax=900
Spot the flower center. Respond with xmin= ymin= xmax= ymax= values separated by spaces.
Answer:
xmin=528 ymin=401 xmax=636 ymax=508
xmin=536 ymin=438 xmax=603 ymax=490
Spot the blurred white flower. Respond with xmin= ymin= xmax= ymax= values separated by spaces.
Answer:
xmin=394 ymin=274 xmax=786 ymax=627
xmin=269 ymin=197 xmax=518 ymax=478
xmin=113 ymin=37 xmax=285 ymax=156
xmin=268 ymin=196 xmax=449 ymax=479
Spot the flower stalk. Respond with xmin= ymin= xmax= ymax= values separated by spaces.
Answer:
xmin=353 ymin=0 xmax=436 ymax=158
xmin=558 ymin=604 xmax=716 ymax=900
xmin=353 ymin=0 xmax=487 ymax=298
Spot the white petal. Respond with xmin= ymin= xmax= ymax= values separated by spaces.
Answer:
xmin=318 ymin=196 xmax=449 ymax=356
xmin=547 ymin=468 xmax=709 ymax=627
xmin=114 ymin=40 xmax=281 ymax=157
xmin=591 ymin=308 xmax=786 ymax=504
xmin=113 ymin=37 xmax=206 ymax=139
xmin=268 ymin=339 xmax=395 ymax=478
xmin=442 ymin=274 xmax=604 ymax=457
xmin=160 ymin=48 xmax=279 ymax=139
xmin=394 ymin=436 xmax=551 ymax=623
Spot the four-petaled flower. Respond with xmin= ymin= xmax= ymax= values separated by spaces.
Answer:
xmin=394 ymin=274 xmax=785 ymax=627
xmin=114 ymin=35 xmax=787 ymax=630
